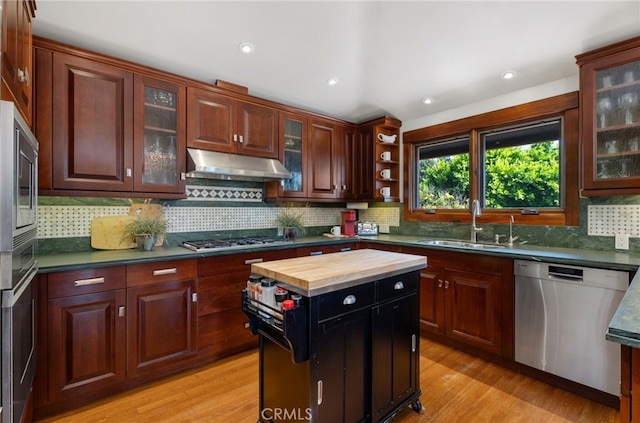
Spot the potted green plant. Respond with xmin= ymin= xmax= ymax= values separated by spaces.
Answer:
xmin=276 ymin=208 xmax=305 ymax=240
xmin=121 ymin=215 xmax=167 ymax=251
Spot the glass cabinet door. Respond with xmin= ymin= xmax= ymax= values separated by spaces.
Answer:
xmin=280 ymin=114 xmax=307 ymax=197
xmin=134 ymin=75 xmax=185 ymax=195
xmin=142 ymin=86 xmax=178 ymax=185
xmin=594 ymin=60 xmax=640 ymax=181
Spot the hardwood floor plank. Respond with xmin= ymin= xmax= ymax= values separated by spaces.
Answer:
xmin=36 ymin=339 xmax=619 ymax=423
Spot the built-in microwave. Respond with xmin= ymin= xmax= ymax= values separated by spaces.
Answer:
xmin=0 ymin=100 xmax=38 ymax=288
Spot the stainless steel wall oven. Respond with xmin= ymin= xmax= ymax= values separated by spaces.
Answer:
xmin=0 ymin=101 xmax=38 ymax=423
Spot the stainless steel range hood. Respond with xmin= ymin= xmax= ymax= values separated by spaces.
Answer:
xmin=186 ymin=148 xmax=291 ymax=182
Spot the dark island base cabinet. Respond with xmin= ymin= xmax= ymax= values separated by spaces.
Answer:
xmin=246 ymin=270 xmax=422 ymax=423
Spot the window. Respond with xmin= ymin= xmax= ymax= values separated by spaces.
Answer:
xmin=480 ymin=119 xmax=561 ymax=209
xmin=403 ymin=93 xmax=579 ymax=226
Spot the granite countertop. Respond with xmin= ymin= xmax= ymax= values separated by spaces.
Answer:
xmin=37 ymin=234 xmax=640 ymax=344
xmin=251 ymin=249 xmax=427 ymax=296
xmin=38 ymin=234 xmax=640 ymax=273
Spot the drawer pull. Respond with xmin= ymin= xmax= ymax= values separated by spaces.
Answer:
xmin=317 ymin=380 xmax=323 ymax=405
xmin=73 ymin=277 xmax=105 ymax=286
xmin=309 ymin=251 xmax=323 ymax=256
xmin=343 ymin=295 xmax=356 ymax=305
xmin=244 ymin=258 xmax=264 ymax=265
xmin=118 ymin=306 xmax=125 ymax=318
xmin=394 ymin=281 xmax=405 ymax=290
xmin=340 ymin=247 xmax=351 ymax=252
xmin=152 ymin=268 xmax=177 ymax=276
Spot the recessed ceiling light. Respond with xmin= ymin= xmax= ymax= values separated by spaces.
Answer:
xmin=501 ymin=70 xmax=516 ymax=80
xmin=326 ymin=77 xmax=339 ymax=86
xmin=421 ymin=97 xmax=433 ymax=105
xmin=238 ymin=42 xmax=254 ymax=53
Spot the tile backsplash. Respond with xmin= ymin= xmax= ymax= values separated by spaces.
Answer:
xmin=38 ymin=205 xmax=401 ymax=239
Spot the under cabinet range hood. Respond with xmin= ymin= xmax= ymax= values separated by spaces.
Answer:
xmin=186 ymin=148 xmax=291 ymax=182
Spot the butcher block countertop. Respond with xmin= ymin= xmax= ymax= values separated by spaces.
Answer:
xmin=250 ymin=248 xmax=427 ymax=296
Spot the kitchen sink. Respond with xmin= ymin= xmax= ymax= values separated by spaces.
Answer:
xmin=414 ymin=239 xmax=507 ymax=249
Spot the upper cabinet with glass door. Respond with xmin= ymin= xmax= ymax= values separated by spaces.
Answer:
xmin=578 ymin=36 xmax=640 ymax=195
xmin=134 ymin=75 xmax=186 ymax=195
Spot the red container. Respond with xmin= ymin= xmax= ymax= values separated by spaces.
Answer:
xmin=341 ymin=210 xmax=356 ymax=236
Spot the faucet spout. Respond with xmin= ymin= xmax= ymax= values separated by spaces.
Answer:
xmin=508 ymin=215 xmax=518 ymax=247
xmin=471 ymin=199 xmax=482 ymax=242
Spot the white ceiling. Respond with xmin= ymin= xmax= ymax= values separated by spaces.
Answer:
xmin=33 ymin=1 xmax=640 ymax=124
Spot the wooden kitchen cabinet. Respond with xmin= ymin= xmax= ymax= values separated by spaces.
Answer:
xmin=308 ymin=118 xmax=339 ymax=199
xmin=34 ymin=39 xmax=189 ymax=198
xmin=1 ymin=0 xmax=36 ymax=126
xmin=45 ymin=266 xmax=127 ymax=403
xmin=126 ymin=259 xmax=198 ymax=379
xmin=577 ymin=36 xmax=640 ymax=196
xmin=186 ymin=86 xmax=279 ymax=158
xmin=372 ymin=273 xmax=420 ymax=422
xmin=50 ymin=51 xmax=134 ymax=192
xmin=404 ymin=246 xmax=514 ymax=358
xmin=197 ymin=249 xmax=295 ymax=361
xmin=133 ymin=74 xmax=187 ymax=194
xmin=358 ymin=116 xmax=402 ymax=202
xmin=270 ymin=111 xmax=309 ymax=198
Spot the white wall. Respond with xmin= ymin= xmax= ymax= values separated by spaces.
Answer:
xmin=402 ymin=75 xmax=579 ymax=133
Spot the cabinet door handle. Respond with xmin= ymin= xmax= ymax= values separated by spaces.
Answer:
xmin=411 ymin=334 xmax=416 ymax=352
xmin=317 ymin=380 xmax=323 ymax=405
xmin=394 ymin=281 xmax=405 ymax=290
xmin=152 ymin=268 xmax=177 ymax=276
xmin=118 ymin=306 xmax=125 ymax=317
xmin=73 ymin=277 xmax=105 ymax=286
xmin=233 ymin=134 xmax=238 ymax=142
xmin=342 ymin=184 xmax=346 ymax=190
xmin=444 ymin=280 xmax=450 ymax=289
xmin=192 ymin=293 xmax=198 ymax=302
xmin=244 ymin=258 xmax=264 ymax=265
xmin=239 ymin=135 xmax=244 ymax=143
xmin=343 ymin=295 xmax=356 ymax=305
xmin=437 ymin=279 xmax=443 ymax=288
xmin=180 ymin=172 xmax=186 ymax=181
xmin=126 ymin=168 xmax=132 ymax=177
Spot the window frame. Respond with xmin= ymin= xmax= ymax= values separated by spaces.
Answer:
xmin=403 ymin=92 xmax=579 ymax=226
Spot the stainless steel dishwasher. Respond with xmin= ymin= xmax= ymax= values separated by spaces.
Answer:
xmin=514 ymin=259 xmax=628 ymax=396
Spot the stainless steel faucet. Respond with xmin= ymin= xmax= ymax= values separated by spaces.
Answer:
xmin=471 ymin=199 xmax=482 ymax=242
xmin=508 ymin=215 xmax=519 ymax=247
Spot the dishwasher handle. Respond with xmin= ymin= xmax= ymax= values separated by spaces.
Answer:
xmin=548 ymin=265 xmax=583 ymax=281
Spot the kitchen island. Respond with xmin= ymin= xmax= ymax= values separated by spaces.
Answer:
xmin=245 ymin=249 xmax=427 ymax=423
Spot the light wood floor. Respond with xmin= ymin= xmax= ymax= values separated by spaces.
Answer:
xmin=36 ymin=339 xmax=620 ymax=423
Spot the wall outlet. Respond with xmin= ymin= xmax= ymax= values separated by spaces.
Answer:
xmin=379 ymin=224 xmax=390 ymax=234
xmin=615 ymin=233 xmax=629 ymax=250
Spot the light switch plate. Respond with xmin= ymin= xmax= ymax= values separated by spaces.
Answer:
xmin=615 ymin=233 xmax=629 ymax=250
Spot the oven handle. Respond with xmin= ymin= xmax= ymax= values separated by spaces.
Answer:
xmin=2 ymin=263 xmax=37 ymax=308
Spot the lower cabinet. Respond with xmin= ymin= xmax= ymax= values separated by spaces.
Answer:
xmin=372 ymin=274 xmax=420 ymax=422
xmin=45 ymin=266 xmax=127 ymax=404
xmin=36 ymin=259 xmax=198 ymax=416
xmin=197 ymin=249 xmax=295 ymax=361
xmin=404 ymin=246 xmax=514 ymax=358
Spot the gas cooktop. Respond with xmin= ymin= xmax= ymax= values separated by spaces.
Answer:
xmin=181 ymin=236 xmax=291 ymax=252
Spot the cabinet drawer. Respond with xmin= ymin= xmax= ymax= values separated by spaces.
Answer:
xmin=48 ymin=266 xmax=126 ymax=299
xmin=318 ymin=283 xmax=374 ymax=321
xmin=127 ymin=259 xmax=197 ymax=287
xmin=376 ymin=272 xmax=419 ymax=302
xmin=198 ymin=249 xmax=295 ymax=277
